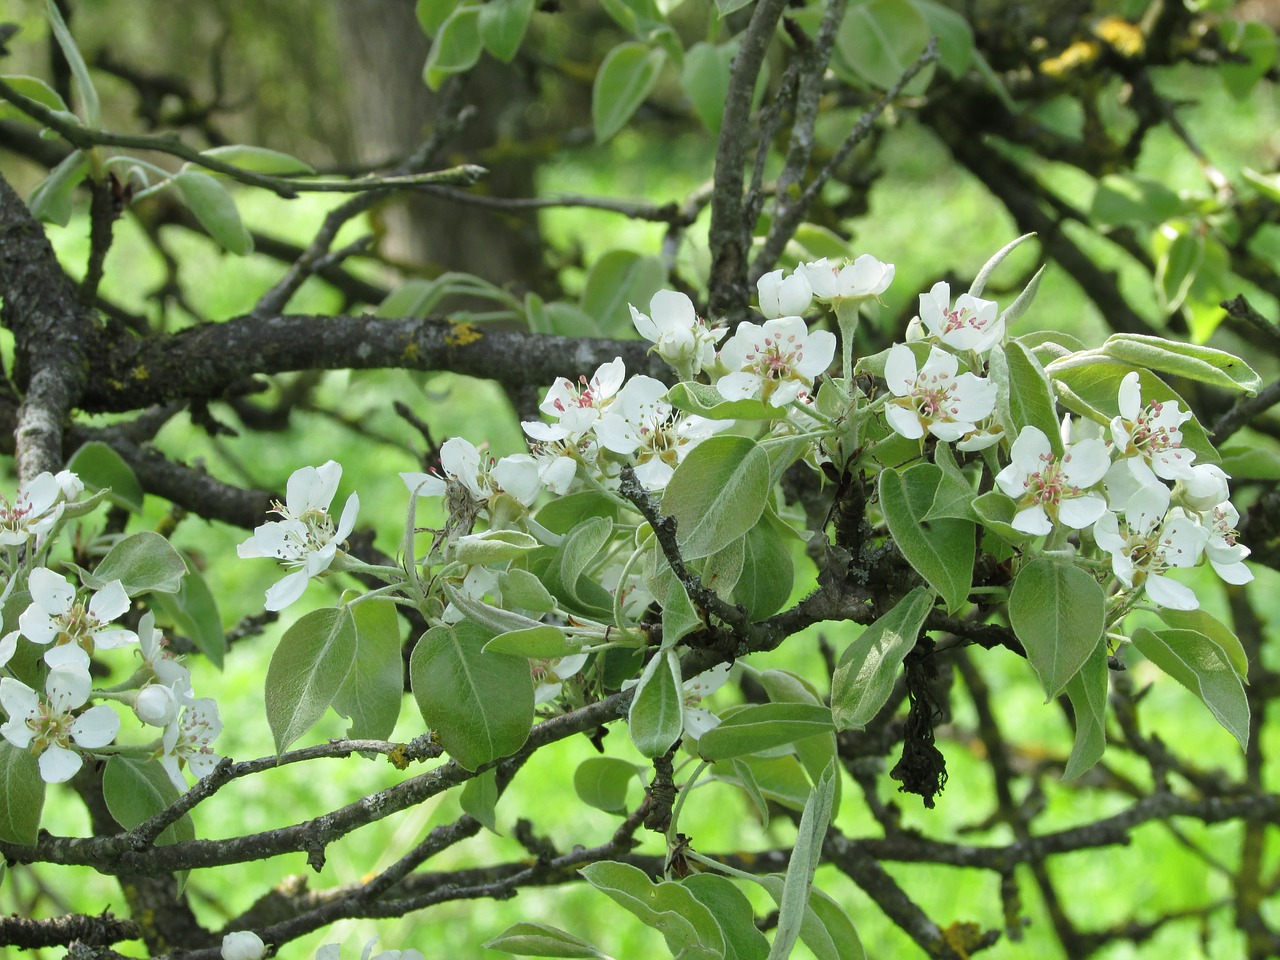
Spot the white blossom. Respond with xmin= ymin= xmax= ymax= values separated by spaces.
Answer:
xmin=0 ymin=646 xmax=119 ymax=783
xmin=1203 ymin=501 xmax=1253 ymax=586
xmin=917 ymin=281 xmax=1003 ymax=353
xmin=0 ymin=472 xmax=69 ymax=546
xmin=629 ymin=291 xmax=725 ymax=376
xmin=716 ymin=316 xmax=836 ymax=407
xmin=532 ymin=653 xmax=589 ymax=705
xmin=160 ymin=696 xmax=223 ymax=789
xmin=1110 ymin=372 xmax=1195 ymax=482
xmin=522 ymin=357 xmax=625 ymax=443
xmin=682 ymin=662 xmax=732 ymax=739
xmin=1093 ymin=485 xmax=1208 ymax=610
xmin=238 ymin=461 xmax=359 ymax=611
xmin=883 ymin=344 xmax=997 ymax=442
xmin=798 ymin=255 xmax=895 ymax=302
xmin=221 ymin=931 xmax=267 ymax=960
xmin=995 ymin=426 xmax=1109 ymax=535
xmin=596 ymin=376 xmax=727 ymax=488
xmin=20 ymin=568 xmax=137 ymax=658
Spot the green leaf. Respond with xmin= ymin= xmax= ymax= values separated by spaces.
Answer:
xmin=969 ymin=232 xmax=1036 ymax=298
xmin=663 ymin=435 xmax=770 ymax=560
xmin=89 ymin=531 xmax=187 ymax=595
xmin=971 ymin=491 xmax=1031 ymax=545
xmin=454 ymin=529 xmax=541 ymax=564
xmin=769 ymin=764 xmax=837 ymax=960
xmin=592 ymin=42 xmax=666 ymax=144
xmin=148 ymin=555 xmax=226 ymax=669
xmin=758 ymin=669 xmax=840 ymax=811
xmin=266 ymin=607 xmax=358 ymax=753
xmin=0 ymin=75 xmax=70 ymax=120
xmin=423 ymin=4 xmax=482 ymax=89
xmin=732 ymin=516 xmax=794 ymax=619
xmin=498 ymin=568 xmax=558 ymax=613
xmin=410 ymin=621 xmax=534 ymax=770
xmin=628 ymin=649 xmax=684 ymax=757
xmin=1155 ymin=607 xmax=1249 ymax=681
xmin=668 ymin=381 xmax=789 ymax=422
xmin=417 ymin=0 xmax=463 ymax=35
xmin=0 ymin=742 xmax=44 ymax=845
xmin=989 ymin=341 xmax=1063 ymax=454
xmin=66 ymin=441 xmax=144 ymax=512
xmin=479 ymin=0 xmax=535 ymax=63
xmin=1062 ymin=644 xmax=1108 ymax=780
xmin=924 ymin=444 xmax=978 ymax=522
xmin=580 ymin=250 xmax=665 ymax=337
xmin=461 ymin=768 xmax=500 ymax=832
xmin=831 ymin=587 xmax=933 ymax=730
xmin=697 ymin=703 xmax=834 ymax=761
xmin=525 ymin=293 xmax=602 ymax=337
xmin=878 ymin=466 xmax=974 ymax=612
xmin=45 ymin=0 xmax=99 ymax=127
xmin=1242 ymin=166 xmax=1280 ymax=205
xmin=483 ymin=923 xmax=609 ymax=959
xmin=681 ymin=42 xmax=735 ymax=133
xmin=1008 ymin=558 xmax=1105 ymax=700
xmin=579 ymin=861 xmax=726 ymax=957
xmin=535 ymin=490 xmax=617 ymax=535
xmin=173 ymin=171 xmax=253 ymax=255
xmin=1218 ymin=442 xmax=1280 ymax=483
xmin=102 ymin=757 xmax=194 ymax=847
xmin=1219 ymin=19 xmax=1277 ymax=99
xmin=28 ymin=149 xmax=89 ymax=226
xmin=682 ymin=874 xmax=770 ymax=960
xmin=1090 ymin=174 xmax=1186 ymax=226
xmin=1100 ymin=333 xmax=1261 ymax=394
xmin=1132 ymin=627 xmax=1249 ymax=749
xmin=804 ymin=889 xmax=867 ymax=960
xmin=911 ymin=0 xmax=973 ymax=74
xmin=554 ymin=516 xmax=614 ymax=615
xmin=1152 ymin=220 xmax=1204 ymax=314
xmin=198 ymin=144 xmax=316 ymax=175
xmin=837 ymin=0 xmax=931 ymax=91
xmin=574 ymin=756 xmax=642 ymax=813
xmin=716 ymin=0 xmax=755 ymax=14
xmin=483 ymin=624 xmax=577 ymax=658
xmin=719 ymin=755 xmax=813 ymax=812
xmin=333 ymin=599 xmax=404 ymax=740
xmin=376 ymin=279 xmax=446 ymax=319
xmin=644 ymin=546 xmax=703 ymax=648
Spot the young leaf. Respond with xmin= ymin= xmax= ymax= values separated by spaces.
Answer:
xmin=681 ymin=42 xmax=735 ymax=134
xmin=102 ymin=757 xmax=195 ymax=847
xmin=968 ymin=231 xmax=1035 ymax=298
xmin=173 ymin=171 xmax=254 ymax=255
xmin=769 ymin=764 xmax=837 ymax=960
xmin=912 ymin=0 xmax=973 ymax=74
xmin=732 ymin=515 xmax=794 ymax=619
xmin=592 ymin=42 xmax=666 ymax=144
xmin=1008 ymin=558 xmax=1105 ymax=700
xmin=0 ymin=74 xmax=70 ymax=120
xmin=198 ymin=144 xmax=316 ymax=175
xmin=483 ymin=922 xmax=609 ymax=959
xmin=989 ymin=342 xmax=1062 ymax=455
xmin=837 ymin=0 xmax=931 ymax=91
xmin=498 ymin=568 xmax=557 ymax=613
xmin=0 ymin=742 xmax=44 ymax=845
xmin=148 ymin=555 xmax=226 ymax=669
xmin=1062 ymin=644 xmax=1108 ymax=780
xmin=1131 ymin=627 xmax=1250 ymax=749
xmin=628 ymin=649 xmax=684 ymax=757
xmin=579 ymin=860 xmax=726 ymax=957
xmin=483 ymin=624 xmax=577 ymax=658
xmin=580 ymin=249 xmax=665 ymax=337
xmin=1155 ymin=607 xmax=1249 ymax=680
xmin=333 ymin=599 xmax=404 ymax=741
xmin=758 ymin=669 xmax=841 ymax=810
xmin=423 ymin=5 xmax=483 ymax=90
xmin=66 ymin=440 xmax=145 ymax=512
xmin=574 ymin=756 xmax=642 ymax=813
xmin=878 ymin=466 xmax=975 ymax=612
xmin=88 ymin=531 xmax=187 ymax=595
xmin=479 ymin=0 xmax=535 ymax=63
xmin=682 ymin=873 xmax=771 ymax=960
xmin=663 ymin=435 xmax=771 ymax=560
xmin=409 ymin=621 xmax=534 ymax=770
xmin=697 ymin=703 xmax=834 ymax=762
xmin=45 ymin=0 xmax=100 ymax=127
xmin=667 ymin=381 xmax=789 ymax=422
xmin=831 ymin=587 xmax=933 ymax=730
xmin=1100 ymin=333 xmax=1261 ymax=394
xmin=28 ymin=149 xmax=89 ymax=226
xmin=266 ymin=606 xmax=358 ymax=753
xmin=460 ymin=768 xmax=500 ymax=832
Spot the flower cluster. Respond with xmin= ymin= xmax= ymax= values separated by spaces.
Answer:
xmin=0 ymin=473 xmax=222 ymax=786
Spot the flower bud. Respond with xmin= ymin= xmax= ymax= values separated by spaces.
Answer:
xmin=222 ymin=931 xmax=266 ymax=960
xmin=134 ymin=683 xmax=179 ymax=727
